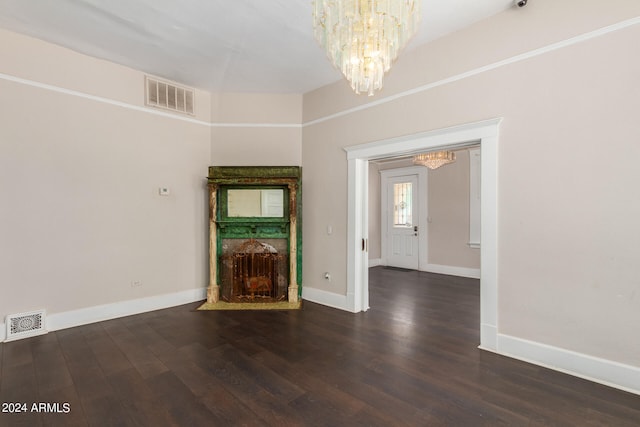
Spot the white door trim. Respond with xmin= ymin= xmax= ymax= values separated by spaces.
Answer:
xmin=380 ymin=166 xmax=428 ymax=270
xmin=344 ymin=118 xmax=501 ymax=351
xmin=346 ymin=158 xmax=370 ymax=312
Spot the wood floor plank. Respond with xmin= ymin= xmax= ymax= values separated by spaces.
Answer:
xmin=57 ymin=329 xmax=114 ymax=405
xmin=79 ymin=395 xmax=138 ymax=427
xmin=0 ymin=361 xmax=40 ymax=403
xmin=297 ymin=355 xmax=437 ymax=425
xmin=160 ymin=342 xmax=267 ymax=425
xmin=1 ymin=339 xmax=34 ymax=370
xmin=36 ymin=384 xmax=86 ymax=427
xmin=0 ymin=411 xmax=43 ymax=427
xmin=218 ymin=343 xmax=306 ymax=403
xmin=120 ymin=320 xmax=176 ymax=357
xmin=103 ymin=320 xmax=169 ymax=379
xmin=249 ymin=345 xmax=373 ymax=423
xmin=199 ymin=384 xmax=267 ymax=427
xmin=199 ymin=344 xmax=309 ymax=426
xmin=30 ymin=334 xmax=75 ymax=394
xmin=83 ymin=326 xmax=134 ymax=377
xmin=0 ymin=347 xmax=44 ymax=427
xmin=1 ymin=267 xmax=639 ymax=426
xmin=156 ymin=351 xmax=216 ymax=398
xmin=147 ymin=370 xmax=229 ymax=426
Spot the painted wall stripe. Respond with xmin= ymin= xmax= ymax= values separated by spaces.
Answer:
xmin=0 ymin=72 xmax=300 ymax=129
xmin=0 ymin=72 xmax=212 ymax=126
xmin=2 ymin=16 xmax=638 ymax=128
xmin=302 ymin=16 xmax=640 ymax=127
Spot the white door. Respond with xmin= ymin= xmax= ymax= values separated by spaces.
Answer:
xmin=386 ymin=175 xmax=419 ymax=269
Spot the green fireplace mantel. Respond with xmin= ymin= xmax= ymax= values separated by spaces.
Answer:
xmin=208 ymin=166 xmax=301 ymax=182
xmin=206 ymin=166 xmax=302 ymax=304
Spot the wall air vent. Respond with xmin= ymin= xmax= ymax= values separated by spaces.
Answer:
xmin=5 ymin=309 xmax=47 ymax=342
xmin=145 ymin=76 xmax=194 ymax=115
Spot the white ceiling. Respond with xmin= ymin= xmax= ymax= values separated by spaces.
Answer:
xmin=0 ymin=0 xmax=515 ymax=94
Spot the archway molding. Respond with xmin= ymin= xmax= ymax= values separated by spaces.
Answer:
xmin=344 ymin=118 xmax=501 ymax=351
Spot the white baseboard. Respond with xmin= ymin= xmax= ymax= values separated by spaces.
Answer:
xmin=368 ymin=258 xmax=382 ymax=267
xmin=302 ymin=286 xmax=350 ymax=311
xmin=423 ymin=263 xmax=480 ymax=279
xmin=2 ymin=285 xmax=350 ymax=338
xmin=369 ymin=261 xmax=480 ymax=279
xmin=494 ymin=333 xmax=640 ymax=396
xmin=45 ymin=287 xmax=207 ymax=333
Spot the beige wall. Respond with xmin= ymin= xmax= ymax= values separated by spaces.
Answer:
xmin=210 ymin=126 xmax=301 ymax=166
xmin=427 ymin=150 xmax=480 ymax=269
xmin=210 ymin=93 xmax=302 ymax=166
xmin=0 ymin=30 xmax=212 ymax=320
xmin=302 ymin=0 xmax=640 ymax=367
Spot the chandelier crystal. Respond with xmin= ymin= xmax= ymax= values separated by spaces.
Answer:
xmin=413 ymin=151 xmax=456 ymax=169
xmin=312 ymin=0 xmax=421 ymax=96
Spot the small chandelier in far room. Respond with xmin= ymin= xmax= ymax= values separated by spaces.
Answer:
xmin=312 ymin=0 xmax=421 ymax=96
xmin=413 ymin=151 xmax=456 ymax=169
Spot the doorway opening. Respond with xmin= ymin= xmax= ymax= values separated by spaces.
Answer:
xmin=344 ymin=118 xmax=500 ymax=351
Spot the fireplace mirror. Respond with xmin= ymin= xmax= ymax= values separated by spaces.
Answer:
xmin=227 ymin=189 xmax=284 ymax=218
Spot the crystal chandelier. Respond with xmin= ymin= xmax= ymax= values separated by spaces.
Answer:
xmin=413 ymin=151 xmax=456 ymax=169
xmin=312 ymin=0 xmax=421 ymax=96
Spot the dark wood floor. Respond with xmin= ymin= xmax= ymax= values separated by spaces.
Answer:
xmin=2 ymin=267 xmax=639 ymax=426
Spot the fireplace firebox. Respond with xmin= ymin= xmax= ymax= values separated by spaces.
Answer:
xmin=220 ymin=239 xmax=288 ymax=302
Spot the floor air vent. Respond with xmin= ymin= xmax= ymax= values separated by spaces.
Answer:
xmin=5 ymin=310 xmax=47 ymax=342
xmin=145 ymin=76 xmax=194 ymax=115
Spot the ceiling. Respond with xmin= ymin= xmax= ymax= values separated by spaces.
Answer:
xmin=0 ymin=0 xmax=514 ymax=94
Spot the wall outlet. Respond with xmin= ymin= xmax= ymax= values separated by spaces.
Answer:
xmin=131 ymin=280 xmax=142 ymax=288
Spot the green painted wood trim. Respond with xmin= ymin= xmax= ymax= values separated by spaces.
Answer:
xmin=209 ymin=166 xmax=302 ymax=296
xmin=218 ymin=223 xmax=289 ymax=239
xmin=209 ymin=166 xmax=301 ymax=181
